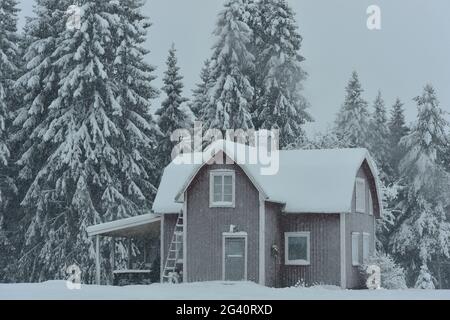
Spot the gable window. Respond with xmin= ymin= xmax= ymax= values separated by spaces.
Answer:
xmin=368 ymin=191 xmax=373 ymax=216
xmin=210 ymin=170 xmax=235 ymax=207
xmin=352 ymin=232 xmax=360 ymax=266
xmin=355 ymin=178 xmax=366 ymax=213
xmin=284 ymin=232 xmax=310 ymax=265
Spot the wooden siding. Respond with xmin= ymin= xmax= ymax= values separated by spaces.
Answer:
xmin=264 ymin=202 xmax=283 ymax=287
xmin=185 ymin=159 xmax=260 ymax=283
xmin=280 ymin=213 xmax=341 ymax=287
xmin=345 ymin=164 xmax=377 ymax=288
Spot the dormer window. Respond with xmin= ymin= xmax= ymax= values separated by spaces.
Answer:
xmin=210 ymin=170 xmax=235 ymax=207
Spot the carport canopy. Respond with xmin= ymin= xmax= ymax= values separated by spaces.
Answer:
xmin=87 ymin=213 xmax=161 ymax=238
xmin=87 ymin=213 xmax=162 ymax=284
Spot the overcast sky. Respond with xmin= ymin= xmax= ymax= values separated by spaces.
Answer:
xmin=17 ymin=0 xmax=450 ymax=132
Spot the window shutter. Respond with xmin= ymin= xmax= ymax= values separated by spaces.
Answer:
xmin=363 ymin=233 xmax=370 ymax=262
xmin=352 ymin=232 xmax=360 ymax=266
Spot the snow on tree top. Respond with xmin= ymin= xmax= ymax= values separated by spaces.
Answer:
xmin=152 ymin=139 xmax=382 ymax=215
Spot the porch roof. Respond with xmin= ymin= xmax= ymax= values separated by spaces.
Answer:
xmin=86 ymin=213 xmax=161 ymax=238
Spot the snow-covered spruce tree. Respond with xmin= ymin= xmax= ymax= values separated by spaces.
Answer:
xmin=155 ymin=44 xmax=189 ymax=169
xmin=390 ymin=85 xmax=450 ymax=288
xmin=368 ymin=91 xmax=390 ymax=179
xmin=202 ymin=0 xmax=255 ymax=131
xmin=190 ymin=59 xmax=212 ymax=120
xmin=387 ymin=98 xmax=409 ymax=182
xmin=16 ymin=0 xmax=159 ymax=282
xmin=253 ymin=0 xmax=311 ymax=148
xmin=10 ymin=0 xmax=70 ymax=282
xmin=335 ymin=71 xmax=370 ymax=148
xmin=0 ymin=0 xmax=20 ymax=281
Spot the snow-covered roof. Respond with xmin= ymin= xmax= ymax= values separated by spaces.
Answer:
xmin=152 ymin=139 xmax=382 ymax=215
xmin=87 ymin=213 xmax=161 ymax=237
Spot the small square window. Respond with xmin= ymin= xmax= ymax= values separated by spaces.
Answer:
xmin=210 ymin=171 xmax=235 ymax=207
xmin=285 ymin=232 xmax=310 ymax=265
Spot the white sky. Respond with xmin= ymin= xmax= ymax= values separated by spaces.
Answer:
xmin=17 ymin=0 xmax=450 ymax=132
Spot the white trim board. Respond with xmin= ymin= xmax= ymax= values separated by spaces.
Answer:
xmin=182 ymin=192 xmax=187 ymax=283
xmin=340 ymin=213 xmax=346 ymax=289
xmin=258 ymin=193 xmax=265 ymax=285
xmin=160 ymin=213 xmax=164 ymax=283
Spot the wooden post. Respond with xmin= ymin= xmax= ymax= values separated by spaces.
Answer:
xmin=95 ymin=235 xmax=101 ymax=285
xmin=110 ymin=237 xmax=115 ymax=285
xmin=127 ymin=238 xmax=132 ymax=269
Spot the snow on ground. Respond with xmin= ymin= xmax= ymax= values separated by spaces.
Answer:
xmin=1 ymin=281 xmax=450 ymax=300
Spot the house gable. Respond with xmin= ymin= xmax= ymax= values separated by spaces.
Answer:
xmin=184 ymin=154 xmax=261 ymax=283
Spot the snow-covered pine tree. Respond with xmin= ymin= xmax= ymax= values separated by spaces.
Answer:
xmin=155 ymin=44 xmax=189 ymax=169
xmin=15 ymin=0 xmax=159 ymax=282
xmin=202 ymin=0 xmax=255 ymax=131
xmin=10 ymin=0 xmax=70 ymax=282
xmin=190 ymin=59 xmax=212 ymax=120
xmin=335 ymin=71 xmax=370 ymax=148
xmin=390 ymin=84 xmax=450 ymax=288
xmin=0 ymin=0 xmax=20 ymax=281
xmin=368 ymin=91 xmax=390 ymax=178
xmin=387 ymin=98 xmax=409 ymax=182
xmin=253 ymin=0 xmax=311 ymax=148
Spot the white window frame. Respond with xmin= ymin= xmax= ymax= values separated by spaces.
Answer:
xmin=362 ymin=232 xmax=370 ymax=263
xmin=284 ymin=232 xmax=310 ymax=266
xmin=368 ymin=191 xmax=373 ymax=216
xmin=209 ymin=170 xmax=235 ymax=208
xmin=352 ymin=232 xmax=360 ymax=266
xmin=355 ymin=178 xmax=366 ymax=213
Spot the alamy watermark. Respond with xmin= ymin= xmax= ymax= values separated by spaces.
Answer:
xmin=170 ymin=122 xmax=280 ymax=176
xmin=367 ymin=5 xmax=381 ymax=30
xmin=66 ymin=5 xmax=82 ymax=31
xmin=366 ymin=264 xmax=381 ymax=289
xmin=66 ymin=264 xmax=82 ymax=290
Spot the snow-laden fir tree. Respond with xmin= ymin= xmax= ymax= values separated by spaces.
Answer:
xmin=202 ymin=0 xmax=255 ymax=131
xmin=155 ymin=44 xmax=189 ymax=169
xmin=368 ymin=91 xmax=390 ymax=178
xmin=253 ymin=0 xmax=311 ymax=148
xmin=10 ymin=0 xmax=70 ymax=282
xmin=390 ymin=84 xmax=450 ymax=288
xmin=335 ymin=71 xmax=370 ymax=148
xmin=190 ymin=59 xmax=212 ymax=120
xmin=15 ymin=0 xmax=159 ymax=282
xmin=387 ymin=98 xmax=409 ymax=182
xmin=0 ymin=0 xmax=20 ymax=281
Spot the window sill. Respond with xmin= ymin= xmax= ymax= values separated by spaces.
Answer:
xmin=209 ymin=202 xmax=235 ymax=208
xmin=285 ymin=261 xmax=310 ymax=266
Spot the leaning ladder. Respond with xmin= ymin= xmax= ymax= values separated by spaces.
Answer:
xmin=162 ymin=212 xmax=184 ymax=283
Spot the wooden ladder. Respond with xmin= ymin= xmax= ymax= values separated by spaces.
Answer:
xmin=162 ymin=212 xmax=184 ymax=283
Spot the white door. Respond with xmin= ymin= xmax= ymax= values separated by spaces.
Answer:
xmin=224 ymin=236 xmax=247 ymax=281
